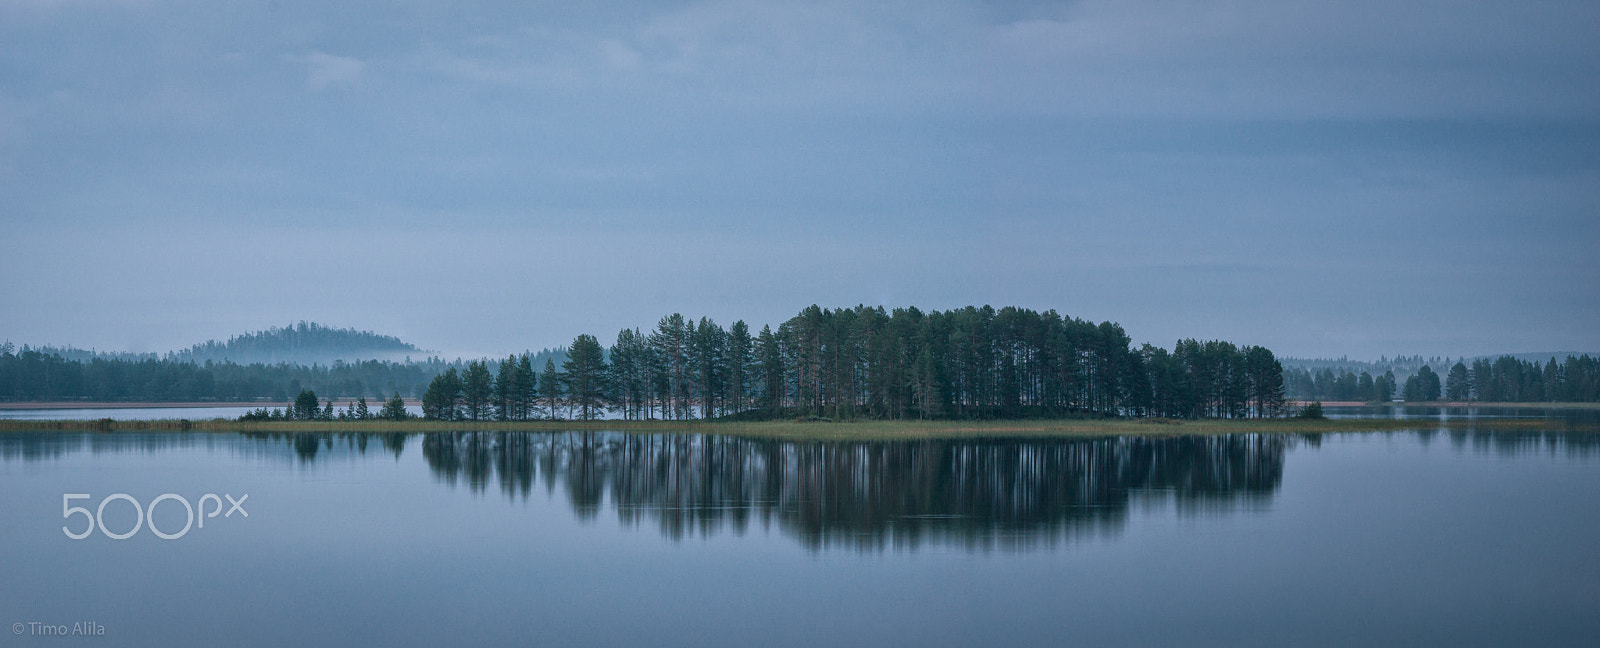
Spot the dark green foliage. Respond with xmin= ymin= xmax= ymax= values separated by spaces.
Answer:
xmin=1468 ymin=355 xmax=1599 ymax=403
xmin=604 ymin=305 xmax=1288 ymax=421
xmin=461 ymin=360 xmax=493 ymax=421
xmin=1445 ymin=362 xmax=1471 ymax=400
xmin=1297 ymin=401 xmax=1325 ymax=419
xmin=493 ymin=355 xmax=516 ymax=421
xmin=0 ymin=348 xmax=449 ymax=403
xmin=379 ymin=392 xmax=410 ymax=420
xmin=1285 ymin=355 xmax=1598 ymax=404
xmin=518 ymin=355 xmax=539 ymax=420
xmin=649 ymin=314 xmax=691 ymax=420
xmin=690 ymin=318 xmax=726 ymax=419
xmin=337 ymin=398 xmax=365 ymax=420
xmin=421 ymin=369 xmax=461 ymax=420
xmin=479 ymin=354 xmax=539 ymax=421
xmin=608 ymin=328 xmax=647 ymax=420
xmin=759 ymin=324 xmax=784 ymax=415
xmin=726 ymin=321 xmax=754 ymax=417
xmin=293 ymin=389 xmax=321 ymax=420
xmin=1402 ymin=365 xmax=1442 ymax=402
xmin=26 ymin=308 xmax=1592 ymax=419
xmin=238 ymin=407 xmax=274 ymax=421
xmin=562 ymin=334 xmax=608 ymax=421
xmin=540 ymin=359 xmax=563 ymax=420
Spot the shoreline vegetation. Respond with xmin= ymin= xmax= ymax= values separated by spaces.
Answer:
xmin=6 ymin=399 xmax=1600 ymax=410
xmin=2 ymin=416 xmax=1590 ymax=439
xmin=5 ymin=306 xmax=1594 ymax=421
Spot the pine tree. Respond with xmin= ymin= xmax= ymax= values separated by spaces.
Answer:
xmin=563 ymin=334 xmax=608 ymax=421
xmin=1378 ymin=370 xmax=1396 ymax=402
xmin=1244 ymin=345 xmax=1285 ymax=417
xmin=726 ymin=320 xmax=753 ymax=417
xmin=758 ymin=324 xmax=784 ymax=414
xmin=513 ymin=353 xmax=537 ymax=421
xmin=379 ymin=392 xmax=409 ymax=420
xmin=461 ymin=360 xmax=493 ymax=421
xmin=1445 ymin=362 xmax=1471 ymax=401
xmin=292 ymin=389 xmax=320 ymax=420
xmin=690 ymin=317 xmax=726 ymax=419
xmin=494 ymin=355 xmax=517 ymax=421
xmin=541 ymin=358 xmax=563 ymax=420
xmin=422 ymin=369 xmax=461 ymax=420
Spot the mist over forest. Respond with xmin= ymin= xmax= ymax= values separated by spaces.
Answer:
xmin=4 ymin=308 xmax=1597 ymax=413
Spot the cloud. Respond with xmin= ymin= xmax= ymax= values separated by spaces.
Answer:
xmin=597 ymin=38 xmax=641 ymax=71
xmin=977 ymin=0 xmax=1600 ymax=119
xmin=300 ymin=51 xmax=365 ymax=90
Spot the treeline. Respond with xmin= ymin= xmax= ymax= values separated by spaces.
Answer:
xmin=1441 ymin=355 xmax=1600 ymax=403
xmin=1281 ymin=354 xmax=1445 ymax=382
xmin=239 ymin=390 xmax=410 ymax=421
xmin=0 ymin=341 xmax=569 ymax=403
xmin=420 ymin=305 xmax=1287 ymax=421
xmin=0 ymin=346 xmax=441 ymax=402
xmin=1285 ymin=355 xmax=1600 ymax=403
xmin=1284 ymin=367 xmax=1398 ymax=402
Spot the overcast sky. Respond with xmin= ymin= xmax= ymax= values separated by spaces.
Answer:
xmin=3 ymin=0 xmax=1597 ymax=360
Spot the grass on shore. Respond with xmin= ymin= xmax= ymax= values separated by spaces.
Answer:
xmin=0 ymin=416 xmax=1586 ymax=439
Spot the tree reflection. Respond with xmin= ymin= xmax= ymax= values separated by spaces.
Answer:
xmin=420 ymin=432 xmax=1293 ymax=551
xmin=7 ymin=428 xmax=1599 ymax=550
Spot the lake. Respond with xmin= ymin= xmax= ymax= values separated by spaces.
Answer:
xmin=2 ymin=420 xmax=1598 ymax=646
xmin=0 ymin=406 xmax=424 ymax=421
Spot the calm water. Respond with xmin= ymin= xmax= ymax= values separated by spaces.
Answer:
xmin=1324 ymin=403 xmax=1600 ymax=425
xmin=2 ymin=425 xmax=1598 ymax=646
xmin=0 ymin=406 xmax=424 ymax=421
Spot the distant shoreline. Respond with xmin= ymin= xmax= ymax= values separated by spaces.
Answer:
xmin=1 ymin=416 xmax=1592 ymax=438
xmin=1290 ymin=400 xmax=1600 ymax=410
xmin=4 ymin=400 xmax=1593 ymax=411
xmin=0 ymin=399 xmax=421 ymax=410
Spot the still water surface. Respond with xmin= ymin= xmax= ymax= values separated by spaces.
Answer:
xmin=1 ymin=424 xmax=1597 ymax=646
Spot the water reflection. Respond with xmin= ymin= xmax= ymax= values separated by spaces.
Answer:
xmin=0 ymin=430 xmax=404 ymax=464
xmin=6 ymin=428 xmax=1599 ymax=551
xmin=1326 ymin=404 xmax=1600 ymax=427
xmin=419 ymin=432 xmax=1290 ymax=550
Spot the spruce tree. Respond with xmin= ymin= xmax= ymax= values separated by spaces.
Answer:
xmin=379 ymin=392 xmax=409 ymax=420
xmin=1445 ymin=362 xmax=1471 ymax=401
xmin=494 ymin=355 xmax=517 ymax=421
xmin=563 ymin=334 xmax=609 ymax=421
xmin=513 ymin=354 xmax=537 ymax=421
xmin=726 ymin=320 xmax=753 ymax=416
xmin=541 ymin=358 xmax=563 ymax=420
xmin=422 ymin=369 xmax=462 ymax=420
xmin=462 ymin=360 xmax=493 ymax=421
xmin=759 ymin=324 xmax=784 ymax=414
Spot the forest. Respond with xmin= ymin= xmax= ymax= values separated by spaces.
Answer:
xmin=0 ymin=343 xmax=569 ymax=404
xmin=1284 ymin=354 xmax=1599 ymax=403
xmin=0 ymin=349 xmax=444 ymax=402
xmin=11 ymin=305 xmax=1595 ymax=419
xmin=419 ymin=305 xmax=1288 ymax=421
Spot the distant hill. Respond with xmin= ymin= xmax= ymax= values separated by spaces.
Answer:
xmin=172 ymin=322 xmax=424 ymax=365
